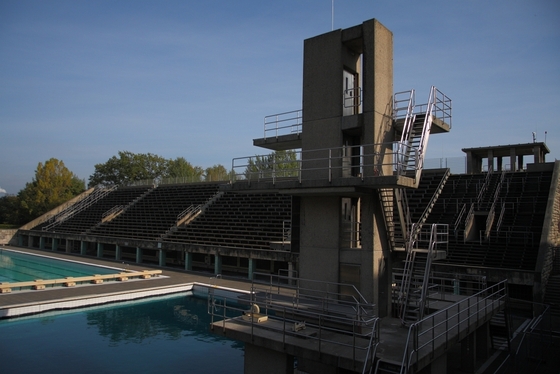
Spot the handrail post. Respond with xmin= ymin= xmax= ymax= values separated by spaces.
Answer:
xmin=329 ymin=149 xmax=332 ymax=182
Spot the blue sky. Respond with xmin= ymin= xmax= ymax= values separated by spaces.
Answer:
xmin=1 ymin=0 xmax=559 ymax=194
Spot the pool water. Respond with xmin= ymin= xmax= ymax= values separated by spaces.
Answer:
xmin=0 ymin=249 xmax=120 ymax=282
xmin=0 ymin=293 xmax=244 ymax=373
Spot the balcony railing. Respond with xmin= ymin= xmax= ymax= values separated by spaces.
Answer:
xmin=263 ymin=109 xmax=302 ymax=139
xmin=231 ymin=142 xmax=419 ymax=184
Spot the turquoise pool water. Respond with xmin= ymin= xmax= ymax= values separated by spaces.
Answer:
xmin=0 ymin=249 xmax=120 ymax=282
xmin=0 ymin=293 xmax=244 ymax=373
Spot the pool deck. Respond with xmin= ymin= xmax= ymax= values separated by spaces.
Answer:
xmin=0 ymin=246 xmax=254 ymax=318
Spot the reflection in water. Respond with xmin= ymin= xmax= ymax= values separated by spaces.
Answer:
xmin=0 ymin=294 xmax=244 ymax=374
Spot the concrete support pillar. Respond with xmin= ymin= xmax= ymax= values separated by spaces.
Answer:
xmin=136 ymin=247 xmax=142 ymax=264
xmin=52 ymin=238 xmax=58 ymax=252
xmin=248 ymin=258 xmax=255 ymax=280
xmin=518 ymin=155 xmax=524 ymax=171
xmin=184 ymin=252 xmax=192 ymax=271
xmin=115 ymin=245 xmax=121 ymax=261
xmin=497 ymin=157 xmax=503 ymax=172
xmin=476 ymin=323 xmax=491 ymax=361
xmin=97 ymin=242 xmax=103 ymax=258
xmin=159 ymin=249 xmax=166 ymax=267
xmin=510 ymin=148 xmax=516 ymax=171
xmin=80 ymin=241 xmax=87 ymax=255
xmin=430 ymin=351 xmax=447 ymax=374
xmin=487 ymin=149 xmax=494 ymax=171
xmin=65 ymin=239 xmax=71 ymax=253
xmin=244 ymin=343 xmax=292 ymax=374
xmin=18 ymin=234 xmax=23 ymax=247
xmin=214 ymin=254 xmax=222 ymax=275
xmin=39 ymin=237 xmax=45 ymax=250
xmin=461 ymin=333 xmax=476 ymax=373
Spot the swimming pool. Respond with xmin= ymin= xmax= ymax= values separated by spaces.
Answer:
xmin=0 ymin=293 xmax=244 ymax=373
xmin=0 ymin=249 xmax=122 ymax=283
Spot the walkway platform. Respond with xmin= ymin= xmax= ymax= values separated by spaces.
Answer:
xmin=0 ymin=246 xmax=254 ymax=318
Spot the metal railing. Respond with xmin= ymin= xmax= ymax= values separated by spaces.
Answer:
xmin=208 ymin=272 xmax=379 ymax=372
xmin=42 ymin=185 xmax=117 ymax=231
xmin=343 ymin=87 xmax=363 ymax=111
xmin=400 ymin=280 xmax=508 ymax=374
xmin=231 ymin=142 xmax=419 ymax=184
xmin=263 ymin=109 xmax=303 ymax=139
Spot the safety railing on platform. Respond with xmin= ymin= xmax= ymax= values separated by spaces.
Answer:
xmin=231 ymin=142 xmax=419 ymax=184
xmin=208 ymin=272 xmax=379 ymax=372
xmin=413 ymin=87 xmax=452 ymax=129
xmin=399 ymin=280 xmax=508 ymax=374
xmin=263 ymin=109 xmax=303 ymax=139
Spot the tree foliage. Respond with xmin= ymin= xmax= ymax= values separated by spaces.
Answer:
xmin=17 ymin=158 xmax=85 ymax=222
xmin=88 ymin=151 xmax=229 ymax=186
xmin=88 ymin=151 xmax=169 ymax=187
xmin=244 ymin=150 xmax=299 ymax=180
xmin=204 ymin=164 xmax=229 ymax=181
xmin=167 ymin=157 xmax=204 ymax=182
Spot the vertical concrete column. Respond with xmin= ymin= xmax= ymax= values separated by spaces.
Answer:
xmin=115 ymin=245 xmax=121 ymax=261
xmin=184 ymin=252 xmax=192 ymax=271
xmin=97 ymin=242 xmax=103 ymax=258
xmin=18 ymin=234 xmax=23 ymax=247
xmin=244 ymin=343 xmax=293 ymax=374
xmin=510 ymin=148 xmax=516 ymax=171
xmin=430 ymin=351 xmax=447 ymax=374
xmin=476 ymin=323 xmax=491 ymax=361
xmin=497 ymin=157 xmax=503 ymax=172
xmin=159 ymin=249 xmax=166 ymax=267
xmin=136 ymin=247 xmax=143 ymax=264
xmin=487 ymin=149 xmax=494 ymax=171
xmin=65 ymin=239 xmax=71 ymax=253
xmin=518 ymin=155 xmax=524 ymax=171
xmin=461 ymin=333 xmax=476 ymax=373
xmin=248 ymin=258 xmax=255 ymax=280
xmin=52 ymin=238 xmax=58 ymax=252
xmin=80 ymin=240 xmax=87 ymax=255
xmin=39 ymin=237 xmax=45 ymax=250
xmin=214 ymin=254 xmax=222 ymax=275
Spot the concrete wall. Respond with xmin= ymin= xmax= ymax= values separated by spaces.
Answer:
xmin=534 ymin=160 xmax=560 ymax=303
xmin=298 ymin=196 xmax=340 ymax=284
xmin=0 ymin=229 xmax=17 ymax=245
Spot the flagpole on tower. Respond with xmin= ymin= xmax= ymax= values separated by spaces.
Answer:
xmin=331 ymin=0 xmax=334 ymax=30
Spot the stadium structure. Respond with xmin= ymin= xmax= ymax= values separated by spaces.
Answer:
xmin=6 ymin=18 xmax=560 ymax=374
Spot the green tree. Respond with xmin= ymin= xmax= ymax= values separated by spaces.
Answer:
xmin=167 ymin=157 xmax=204 ymax=182
xmin=18 ymin=158 xmax=85 ymax=222
xmin=204 ymin=164 xmax=229 ymax=181
xmin=88 ymin=151 xmax=169 ymax=187
xmin=0 ymin=195 xmax=22 ymax=226
xmin=244 ymin=150 xmax=299 ymax=180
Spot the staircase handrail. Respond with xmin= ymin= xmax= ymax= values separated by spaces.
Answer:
xmin=416 ymin=169 xmax=451 ymax=228
xmin=42 ymin=185 xmax=117 ymax=231
xmin=400 ymin=280 xmax=508 ymax=374
xmin=102 ymin=205 xmax=123 ymax=219
xmin=177 ymin=204 xmax=201 ymax=221
xmin=454 ymin=203 xmax=467 ymax=233
xmin=485 ymin=170 xmax=506 ymax=237
xmin=476 ymin=165 xmax=493 ymax=206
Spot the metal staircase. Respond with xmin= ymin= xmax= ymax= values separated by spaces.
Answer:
xmin=396 ymin=223 xmax=448 ymax=325
xmin=382 ymin=87 xmax=450 ymax=251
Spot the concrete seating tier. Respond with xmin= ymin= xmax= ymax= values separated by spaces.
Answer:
xmin=32 ymin=186 xmax=152 ymax=234
xmin=88 ymin=183 xmax=222 ymax=240
xmin=165 ymin=192 xmax=292 ymax=249
xmin=425 ymin=170 xmax=553 ymax=271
